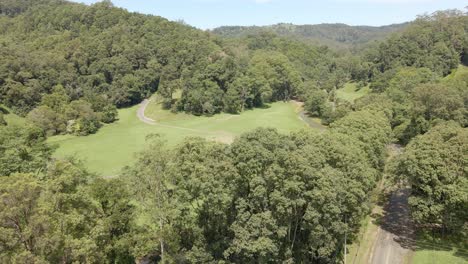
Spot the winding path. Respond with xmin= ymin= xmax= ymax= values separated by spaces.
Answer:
xmin=136 ymin=99 xmax=217 ymax=134
xmin=137 ymin=99 xmax=323 ymax=130
xmin=137 ymin=99 xmax=156 ymax=125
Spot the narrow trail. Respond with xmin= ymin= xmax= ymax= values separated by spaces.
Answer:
xmin=136 ymin=99 xmax=156 ymax=125
xmin=369 ymin=145 xmax=414 ymax=264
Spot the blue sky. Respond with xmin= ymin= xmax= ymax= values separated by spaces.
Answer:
xmin=72 ymin=0 xmax=466 ymax=29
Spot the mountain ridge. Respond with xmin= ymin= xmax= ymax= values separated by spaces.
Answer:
xmin=211 ymin=22 xmax=409 ymax=49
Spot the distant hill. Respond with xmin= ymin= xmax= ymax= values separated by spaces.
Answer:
xmin=211 ymin=22 xmax=409 ymax=49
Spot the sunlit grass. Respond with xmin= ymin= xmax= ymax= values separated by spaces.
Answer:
xmin=411 ymin=232 xmax=468 ymax=264
xmin=49 ymin=100 xmax=311 ymax=177
xmin=337 ymin=82 xmax=371 ymax=102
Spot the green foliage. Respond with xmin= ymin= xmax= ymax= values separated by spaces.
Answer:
xmin=0 ymin=0 xmax=220 ymax=131
xmin=121 ymin=120 xmax=389 ymax=262
xmin=331 ymin=110 xmax=392 ymax=170
xmin=0 ymin=1 xmax=466 ymax=263
xmin=392 ymin=122 xmax=467 ymax=236
xmin=27 ymin=105 xmax=66 ymax=136
xmin=357 ymin=64 xmax=467 ymax=144
xmin=89 ymin=177 xmax=136 ymax=263
xmin=0 ymin=173 xmax=43 ymax=263
xmin=0 ymin=123 xmax=53 ymax=176
xmin=248 ymin=51 xmax=302 ymax=101
xmin=411 ymin=83 xmax=466 ymax=126
xmin=0 ymin=112 xmax=6 ymax=126
xmin=304 ymin=89 xmax=328 ymax=116
xmin=212 ymin=22 xmax=407 ymax=50
xmin=65 ymin=100 xmax=102 ymax=136
xmin=0 ymin=159 xmax=137 ymax=263
xmin=99 ymin=104 xmax=118 ymax=123
xmin=365 ymin=10 xmax=467 ymax=78
xmin=321 ymin=99 xmax=353 ymax=125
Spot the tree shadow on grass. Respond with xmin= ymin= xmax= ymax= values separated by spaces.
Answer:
xmin=411 ymin=231 xmax=468 ymax=261
xmin=258 ymin=104 xmax=272 ymax=109
xmin=374 ymin=188 xmax=468 ymax=261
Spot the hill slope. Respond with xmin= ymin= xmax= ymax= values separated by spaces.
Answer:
xmin=212 ymin=22 xmax=409 ymax=49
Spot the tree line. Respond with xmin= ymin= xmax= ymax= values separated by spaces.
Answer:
xmin=0 ymin=107 xmax=392 ymax=262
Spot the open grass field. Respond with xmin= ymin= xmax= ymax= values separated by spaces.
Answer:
xmin=48 ymin=100 xmax=311 ymax=177
xmin=336 ymin=82 xmax=371 ymax=102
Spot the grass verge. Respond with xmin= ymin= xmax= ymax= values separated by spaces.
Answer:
xmin=410 ymin=232 xmax=468 ymax=264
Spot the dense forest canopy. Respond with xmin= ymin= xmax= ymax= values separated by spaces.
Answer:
xmin=0 ymin=0 xmax=467 ymax=263
xmin=212 ymin=22 xmax=409 ymax=50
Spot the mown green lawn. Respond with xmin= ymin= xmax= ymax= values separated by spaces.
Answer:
xmin=336 ymin=82 xmax=371 ymax=102
xmin=410 ymin=233 xmax=468 ymax=264
xmin=49 ymin=101 xmax=310 ymax=177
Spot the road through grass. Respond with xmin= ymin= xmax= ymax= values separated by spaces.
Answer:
xmin=49 ymin=101 xmax=311 ymax=177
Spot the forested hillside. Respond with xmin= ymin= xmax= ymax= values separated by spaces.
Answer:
xmin=0 ymin=0 xmax=221 ymax=135
xmin=212 ymin=22 xmax=408 ymax=50
xmin=0 ymin=0 xmax=467 ymax=263
xmin=0 ymin=0 xmax=339 ymax=136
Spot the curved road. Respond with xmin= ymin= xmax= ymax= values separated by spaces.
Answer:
xmin=137 ymin=99 xmax=156 ymax=125
xmin=137 ymin=99 xmax=323 ymax=130
xmin=136 ymin=99 xmax=217 ymax=134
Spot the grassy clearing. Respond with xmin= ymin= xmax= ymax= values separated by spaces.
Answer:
xmin=410 ymin=233 xmax=468 ymax=264
xmin=1 ymin=105 xmax=26 ymax=126
xmin=336 ymin=82 xmax=370 ymax=102
xmin=4 ymin=113 xmax=26 ymax=126
xmin=49 ymin=100 xmax=310 ymax=177
xmin=445 ymin=64 xmax=468 ymax=80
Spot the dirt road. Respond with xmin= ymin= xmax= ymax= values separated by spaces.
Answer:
xmin=369 ymin=188 xmax=414 ymax=264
